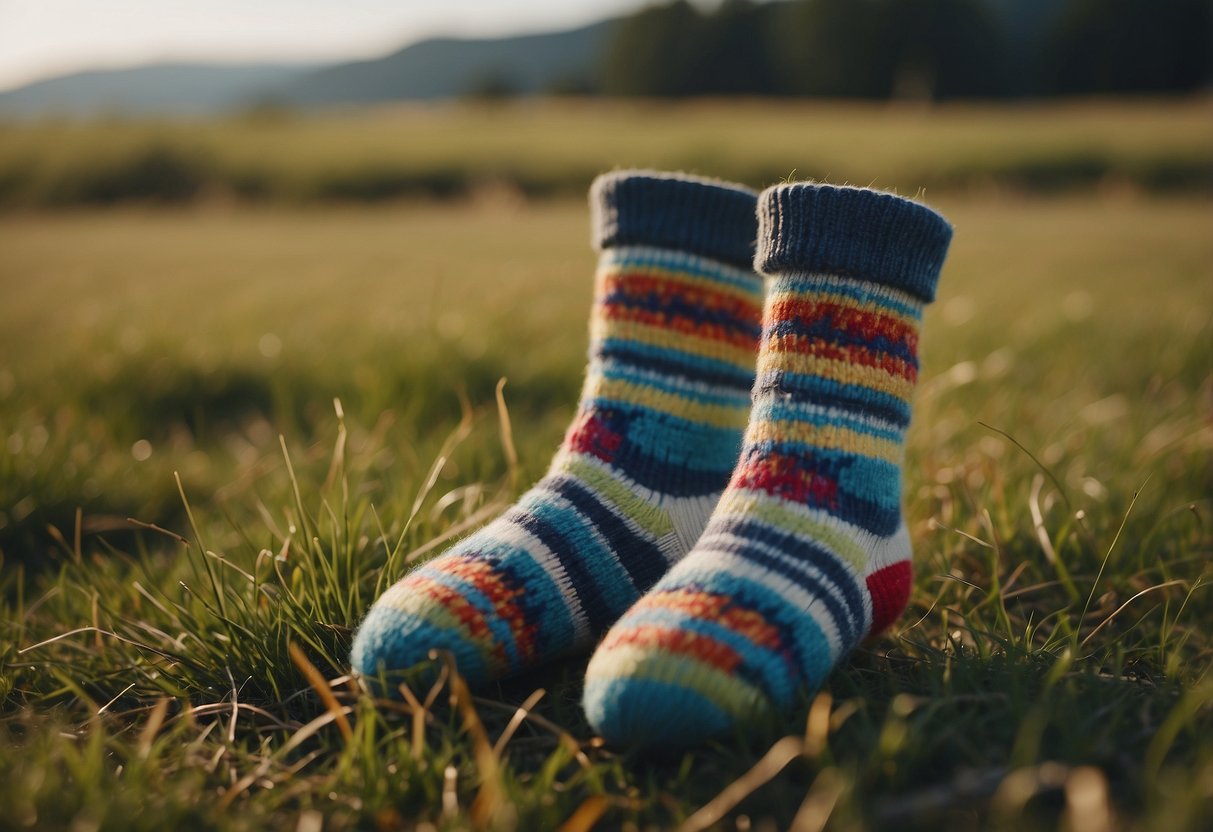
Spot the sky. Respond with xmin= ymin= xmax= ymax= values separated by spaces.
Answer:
xmin=0 ymin=0 xmax=653 ymax=92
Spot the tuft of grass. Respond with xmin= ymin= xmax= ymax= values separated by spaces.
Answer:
xmin=1 ymin=191 xmax=1211 ymax=829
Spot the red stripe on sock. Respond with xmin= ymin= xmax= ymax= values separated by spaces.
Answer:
xmin=768 ymin=298 xmax=918 ymax=351
xmin=604 ymin=273 xmax=762 ymax=322
xmin=599 ymin=624 xmax=743 ymax=672
xmin=731 ymin=452 xmax=839 ymax=508
xmin=564 ymin=410 xmax=623 ymax=463
xmin=600 ymin=305 xmax=759 ymax=350
xmin=430 ymin=557 xmax=539 ymax=665
xmin=636 ymin=589 xmax=784 ymax=650
xmin=766 ymin=333 xmax=918 ymax=382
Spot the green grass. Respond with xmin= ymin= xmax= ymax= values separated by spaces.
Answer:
xmin=1 ymin=190 xmax=1211 ymax=830
xmin=1 ymin=97 xmax=1211 ymax=207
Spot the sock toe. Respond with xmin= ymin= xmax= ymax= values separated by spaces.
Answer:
xmin=350 ymin=598 xmax=494 ymax=688
xmin=582 ymin=641 xmax=773 ymax=748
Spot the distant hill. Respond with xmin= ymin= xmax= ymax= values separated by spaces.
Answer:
xmin=0 ymin=63 xmax=317 ymax=118
xmin=0 ymin=19 xmax=616 ymax=119
xmin=276 ymin=20 xmax=615 ymax=105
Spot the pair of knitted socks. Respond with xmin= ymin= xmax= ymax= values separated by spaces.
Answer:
xmin=351 ymin=171 xmax=952 ymax=747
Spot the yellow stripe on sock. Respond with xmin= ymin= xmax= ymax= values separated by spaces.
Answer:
xmin=589 ymin=645 xmax=772 ymax=718
xmin=744 ymin=420 xmax=903 ymax=464
xmin=756 ymin=351 xmax=915 ymax=401
xmin=713 ymin=491 xmax=869 ymax=572
xmin=588 ymin=377 xmax=751 ymax=429
xmin=553 ymin=454 xmax=675 ymax=537
xmin=590 ymin=318 xmax=759 ymax=370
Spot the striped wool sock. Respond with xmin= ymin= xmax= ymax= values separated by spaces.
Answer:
xmin=351 ymin=171 xmax=764 ymax=687
xmin=583 ymin=183 xmax=952 ymax=745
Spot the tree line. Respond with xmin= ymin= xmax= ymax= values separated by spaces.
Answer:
xmin=598 ymin=0 xmax=1213 ymax=99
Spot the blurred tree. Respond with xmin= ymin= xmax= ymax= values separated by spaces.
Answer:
xmin=882 ymin=0 xmax=1011 ymax=99
xmin=687 ymin=0 xmax=781 ymax=94
xmin=1044 ymin=0 xmax=1213 ymax=94
xmin=770 ymin=0 xmax=899 ymax=97
xmin=601 ymin=1 xmax=705 ymax=96
xmin=600 ymin=0 xmax=1211 ymax=99
xmin=771 ymin=0 xmax=1008 ymax=99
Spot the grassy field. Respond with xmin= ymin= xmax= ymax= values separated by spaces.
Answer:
xmin=1 ymin=98 xmax=1211 ymax=206
xmin=1 ymin=102 xmax=1212 ymax=830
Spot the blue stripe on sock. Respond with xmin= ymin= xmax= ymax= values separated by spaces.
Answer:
xmin=704 ymin=519 xmax=866 ymax=647
xmin=597 ymin=362 xmax=751 ymax=408
xmin=543 ymin=474 xmax=668 ymax=592
xmin=585 ymin=404 xmax=743 ymax=495
xmin=767 ymin=319 xmax=917 ymax=365
xmin=522 ymin=494 xmax=639 ymax=609
xmin=509 ymin=502 xmax=628 ymax=633
xmin=604 ymin=290 xmax=762 ymax=337
xmin=695 ymin=538 xmax=859 ymax=648
xmin=738 ymin=440 xmax=902 ymax=534
xmin=777 ymin=275 xmax=924 ymax=320
xmin=605 ymin=247 xmax=761 ymax=294
xmin=595 ymin=338 xmax=754 ymax=390
xmin=754 ymin=371 xmax=911 ymax=428
xmin=750 ymin=397 xmax=905 ymax=442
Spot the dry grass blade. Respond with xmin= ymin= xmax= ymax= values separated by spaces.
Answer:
xmin=1029 ymin=473 xmax=1058 ymax=565
xmin=125 ymin=517 xmax=190 ymax=545
xmin=137 ymin=697 xmax=171 ymax=760
xmin=558 ymin=796 xmax=609 ymax=832
xmin=288 ymin=641 xmax=353 ymax=742
xmin=789 ymin=768 xmax=846 ymax=832
xmin=398 ymin=682 xmax=429 ymax=761
xmin=226 ymin=668 xmax=240 ymax=744
xmin=18 ymin=626 xmax=188 ymax=664
xmin=679 ymin=736 xmax=806 ymax=832
xmin=1080 ymin=579 xmax=1189 ymax=648
xmin=322 ymin=397 xmax=348 ymax=493
xmin=492 ymin=687 xmax=546 ymax=758
xmin=474 ymin=696 xmax=594 ymax=771
xmin=220 ymin=757 xmax=275 ymax=810
xmin=1079 ymin=480 xmax=1150 ymax=633
xmin=405 ymin=396 xmax=475 ymax=533
xmin=495 ymin=377 xmax=520 ymax=491
xmin=277 ymin=707 xmax=356 ymax=757
xmin=175 ymin=471 xmax=229 ymax=621
xmin=97 ymin=682 xmax=137 ymax=715
xmin=187 ymin=702 xmax=298 ymax=732
xmin=437 ymin=651 xmax=504 ymax=827
xmin=803 ymin=691 xmax=832 ymax=757
xmin=979 ymin=421 xmax=1073 ymax=513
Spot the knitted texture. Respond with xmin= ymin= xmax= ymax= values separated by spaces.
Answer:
xmin=583 ymin=183 xmax=952 ymax=746
xmin=351 ymin=171 xmax=764 ymax=687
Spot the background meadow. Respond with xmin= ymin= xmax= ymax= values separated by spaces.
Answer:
xmin=1 ymin=96 xmax=1211 ymax=831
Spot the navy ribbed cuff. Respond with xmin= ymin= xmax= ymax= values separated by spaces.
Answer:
xmin=591 ymin=170 xmax=759 ymax=269
xmin=756 ymin=184 xmax=952 ymax=302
